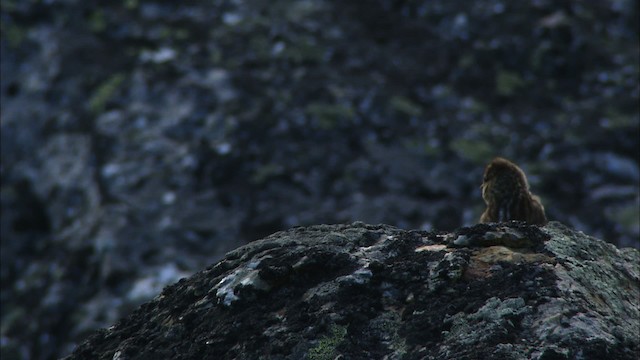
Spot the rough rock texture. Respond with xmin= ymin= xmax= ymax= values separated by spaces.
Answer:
xmin=66 ymin=222 xmax=640 ymax=360
xmin=2 ymin=1 xmax=639 ymax=359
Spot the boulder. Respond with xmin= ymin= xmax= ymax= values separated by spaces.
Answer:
xmin=66 ymin=221 xmax=639 ymax=359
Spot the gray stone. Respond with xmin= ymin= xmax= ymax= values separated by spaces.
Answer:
xmin=65 ymin=221 xmax=639 ymax=359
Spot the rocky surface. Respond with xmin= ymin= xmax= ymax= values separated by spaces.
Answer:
xmin=65 ymin=221 xmax=640 ymax=360
xmin=1 ymin=1 xmax=638 ymax=359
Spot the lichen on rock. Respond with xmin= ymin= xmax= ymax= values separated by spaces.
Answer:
xmin=65 ymin=221 xmax=639 ymax=360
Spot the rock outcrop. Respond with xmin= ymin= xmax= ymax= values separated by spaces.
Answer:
xmin=66 ymin=222 xmax=639 ymax=360
xmin=3 ymin=1 xmax=638 ymax=358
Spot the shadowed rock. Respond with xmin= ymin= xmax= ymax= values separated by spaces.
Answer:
xmin=65 ymin=222 xmax=639 ymax=359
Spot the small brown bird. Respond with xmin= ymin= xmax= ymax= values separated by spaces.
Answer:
xmin=479 ymin=157 xmax=547 ymax=225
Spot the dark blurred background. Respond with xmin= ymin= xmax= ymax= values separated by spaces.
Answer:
xmin=1 ymin=0 xmax=638 ymax=358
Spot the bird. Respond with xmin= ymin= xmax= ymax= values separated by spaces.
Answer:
xmin=479 ymin=157 xmax=547 ymax=225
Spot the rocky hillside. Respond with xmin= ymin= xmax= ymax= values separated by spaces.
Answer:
xmin=65 ymin=221 xmax=640 ymax=360
xmin=1 ymin=0 xmax=638 ymax=359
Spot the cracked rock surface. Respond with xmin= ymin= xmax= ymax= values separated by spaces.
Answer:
xmin=66 ymin=221 xmax=639 ymax=360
